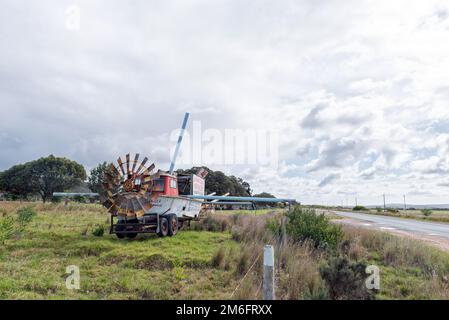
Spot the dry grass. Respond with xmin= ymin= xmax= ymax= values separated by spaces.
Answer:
xmin=220 ymin=209 xmax=449 ymax=300
xmin=3 ymin=201 xmax=449 ymax=300
xmin=342 ymin=226 xmax=449 ymax=299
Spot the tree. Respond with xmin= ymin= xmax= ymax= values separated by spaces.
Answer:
xmin=176 ymin=167 xmax=251 ymax=196
xmin=253 ymin=192 xmax=277 ymax=207
xmin=88 ymin=162 xmax=111 ymax=193
xmin=253 ymin=192 xmax=276 ymax=199
xmin=0 ymin=163 xmax=36 ymax=199
xmin=0 ymin=155 xmax=86 ymax=202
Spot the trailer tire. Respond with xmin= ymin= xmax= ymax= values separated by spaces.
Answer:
xmin=126 ymin=232 xmax=138 ymax=239
xmin=168 ymin=214 xmax=179 ymax=236
xmin=125 ymin=218 xmax=139 ymax=239
xmin=157 ymin=217 xmax=169 ymax=237
xmin=116 ymin=220 xmax=126 ymax=239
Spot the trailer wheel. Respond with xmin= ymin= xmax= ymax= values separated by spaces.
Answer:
xmin=125 ymin=218 xmax=139 ymax=239
xmin=116 ymin=220 xmax=126 ymax=239
xmin=126 ymin=232 xmax=138 ymax=239
xmin=168 ymin=214 xmax=178 ymax=236
xmin=157 ymin=217 xmax=169 ymax=237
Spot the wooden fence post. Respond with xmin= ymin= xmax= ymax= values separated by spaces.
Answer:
xmin=263 ymin=245 xmax=275 ymax=300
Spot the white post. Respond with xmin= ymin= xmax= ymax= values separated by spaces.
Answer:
xmin=263 ymin=245 xmax=275 ymax=300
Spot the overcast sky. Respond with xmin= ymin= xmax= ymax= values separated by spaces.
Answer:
xmin=1 ymin=0 xmax=449 ymax=205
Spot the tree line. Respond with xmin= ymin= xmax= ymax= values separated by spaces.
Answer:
xmin=0 ymin=156 xmax=276 ymax=203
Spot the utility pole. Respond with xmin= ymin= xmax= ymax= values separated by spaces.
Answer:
xmin=403 ymin=195 xmax=407 ymax=211
xmin=355 ymin=197 xmax=358 ymax=207
xmin=383 ymin=193 xmax=386 ymax=212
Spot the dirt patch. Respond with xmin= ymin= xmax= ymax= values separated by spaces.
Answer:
xmin=133 ymin=253 xmax=174 ymax=270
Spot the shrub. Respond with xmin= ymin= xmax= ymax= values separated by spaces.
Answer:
xmin=421 ymin=209 xmax=433 ymax=217
xmin=73 ymin=195 xmax=86 ymax=203
xmin=51 ymin=196 xmax=62 ymax=203
xmin=387 ymin=208 xmax=399 ymax=213
xmin=266 ymin=216 xmax=282 ymax=237
xmin=320 ymin=256 xmax=376 ymax=300
xmin=277 ymin=241 xmax=325 ymax=299
xmin=286 ymin=207 xmax=343 ymax=250
xmin=16 ymin=206 xmax=36 ymax=227
xmin=211 ymin=247 xmax=225 ymax=268
xmin=188 ymin=216 xmax=231 ymax=232
xmin=0 ymin=216 xmax=15 ymax=244
xmin=231 ymin=215 xmax=270 ymax=243
xmin=353 ymin=206 xmax=368 ymax=211
xmin=92 ymin=224 xmax=105 ymax=237
xmin=376 ymin=207 xmax=382 ymax=213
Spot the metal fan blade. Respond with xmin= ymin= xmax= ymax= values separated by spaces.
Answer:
xmin=109 ymin=205 xmax=118 ymax=216
xmin=131 ymin=153 xmax=140 ymax=174
xmin=140 ymin=163 xmax=155 ymax=178
xmin=117 ymin=157 xmax=126 ymax=176
xmin=138 ymin=181 xmax=151 ymax=195
xmin=135 ymin=157 xmax=148 ymax=175
xmin=131 ymin=197 xmax=143 ymax=213
xmin=110 ymin=163 xmax=121 ymax=177
xmin=102 ymin=182 xmax=112 ymax=191
xmin=126 ymin=198 xmax=136 ymax=217
xmin=105 ymin=170 xmax=120 ymax=184
xmin=143 ymin=175 xmax=154 ymax=184
xmin=126 ymin=153 xmax=131 ymax=176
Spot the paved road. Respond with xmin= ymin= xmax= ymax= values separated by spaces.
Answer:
xmin=330 ymin=210 xmax=449 ymax=239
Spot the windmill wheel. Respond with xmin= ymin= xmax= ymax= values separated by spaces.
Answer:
xmin=101 ymin=153 xmax=160 ymax=218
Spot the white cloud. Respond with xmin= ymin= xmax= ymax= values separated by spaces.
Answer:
xmin=1 ymin=0 xmax=449 ymax=205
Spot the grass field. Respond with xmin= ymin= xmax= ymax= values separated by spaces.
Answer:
xmin=1 ymin=201 xmax=449 ymax=300
xmin=0 ymin=202 xmax=241 ymax=299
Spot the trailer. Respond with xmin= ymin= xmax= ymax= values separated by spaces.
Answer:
xmin=54 ymin=112 xmax=296 ymax=239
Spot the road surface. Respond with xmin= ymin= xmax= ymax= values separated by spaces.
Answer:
xmin=329 ymin=210 xmax=449 ymax=249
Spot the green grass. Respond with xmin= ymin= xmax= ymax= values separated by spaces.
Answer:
xmin=2 ymin=201 xmax=449 ymax=300
xmin=343 ymin=227 xmax=449 ymax=300
xmin=0 ymin=202 xmax=239 ymax=299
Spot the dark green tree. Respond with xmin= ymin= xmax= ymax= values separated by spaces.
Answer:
xmin=176 ymin=167 xmax=251 ymax=196
xmin=88 ymin=162 xmax=111 ymax=193
xmin=0 ymin=155 xmax=86 ymax=202
xmin=253 ymin=192 xmax=277 ymax=207
xmin=0 ymin=163 xmax=35 ymax=199
xmin=253 ymin=192 xmax=276 ymax=199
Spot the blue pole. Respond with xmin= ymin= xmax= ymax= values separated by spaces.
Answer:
xmin=186 ymin=195 xmax=296 ymax=203
xmin=169 ymin=112 xmax=190 ymax=174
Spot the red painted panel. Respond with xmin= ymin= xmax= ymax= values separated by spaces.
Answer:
xmin=163 ymin=176 xmax=179 ymax=197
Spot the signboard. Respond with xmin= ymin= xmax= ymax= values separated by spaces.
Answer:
xmin=191 ymin=174 xmax=205 ymax=196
